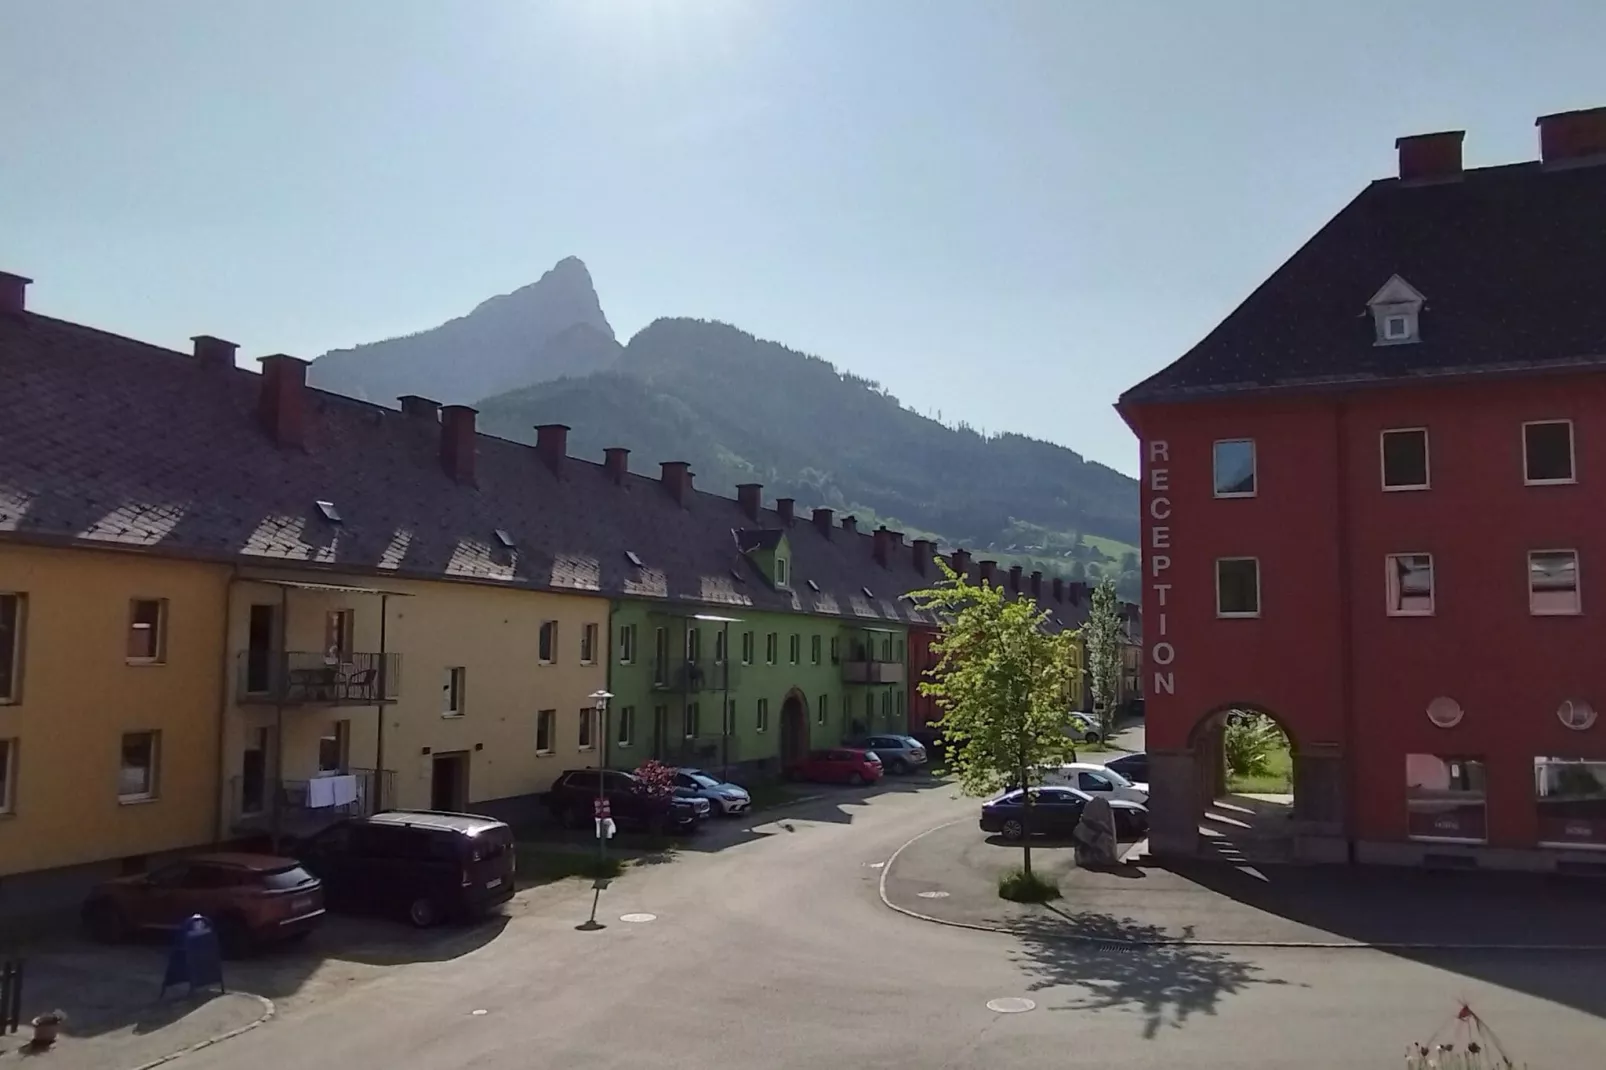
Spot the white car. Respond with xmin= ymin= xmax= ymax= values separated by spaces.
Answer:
xmin=673 ymin=768 xmax=752 ymax=815
xmin=1041 ymin=762 xmax=1149 ymax=804
xmin=1065 ymin=712 xmax=1104 ymax=743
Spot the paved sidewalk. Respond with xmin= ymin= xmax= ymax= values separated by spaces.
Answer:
xmin=0 ymin=950 xmax=269 ymax=1070
xmin=884 ymin=818 xmax=1606 ymax=947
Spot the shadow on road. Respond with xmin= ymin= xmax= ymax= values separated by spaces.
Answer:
xmin=1007 ymin=908 xmax=1291 ymax=1039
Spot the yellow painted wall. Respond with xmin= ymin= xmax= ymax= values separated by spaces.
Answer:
xmin=0 ymin=544 xmax=229 ymax=877
xmin=222 ymin=573 xmax=607 ymax=826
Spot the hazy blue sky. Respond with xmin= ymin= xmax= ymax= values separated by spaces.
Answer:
xmin=5 ymin=1 xmax=1604 ymax=476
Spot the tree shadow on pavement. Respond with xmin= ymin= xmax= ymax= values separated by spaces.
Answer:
xmin=1007 ymin=908 xmax=1294 ymax=1039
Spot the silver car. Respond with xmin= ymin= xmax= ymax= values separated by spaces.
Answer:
xmin=674 ymin=769 xmax=752 ymax=815
xmin=852 ymin=735 xmax=928 ymax=774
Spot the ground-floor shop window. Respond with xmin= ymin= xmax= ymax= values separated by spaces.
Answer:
xmin=1535 ymin=757 xmax=1606 ymax=849
xmin=1405 ymin=754 xmax=1486 ymax=842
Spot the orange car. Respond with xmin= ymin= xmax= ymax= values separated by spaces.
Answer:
xmin=82 ymin=852 xmax=324 ymax=955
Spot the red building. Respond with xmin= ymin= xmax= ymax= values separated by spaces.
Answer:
xmin=1119 ymin=107 xmax=1606 ymax=870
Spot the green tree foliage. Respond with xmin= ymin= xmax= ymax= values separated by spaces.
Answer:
xmin=1083 ymin=577 xmax=1126 ymax=738
xmin=911 ymin=559 xmax=1079 ymax=876
xmin=1223 ymin=713 xmax=1280 ymax=778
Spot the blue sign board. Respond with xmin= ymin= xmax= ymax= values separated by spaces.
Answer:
xmin=161 ymin=915 xmax=225 ymax=997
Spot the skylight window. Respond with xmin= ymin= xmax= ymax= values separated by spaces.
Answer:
xmin=807 ymin=580 xmax=820 ymax=592
xmin=494 ymin=529 xmax=515 ymax=549
xmin=625 ymin=551 xmax=644 ymax=567
xmin=862 ymin=586 xmax=875 ymax=599
xmin=315 ymin=500 xmax=342 ymax=523
xmin=731 ymin=569 xmax=747 ymax=583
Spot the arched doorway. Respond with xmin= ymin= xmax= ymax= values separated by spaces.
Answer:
xmin=779 ymin=690 xmax=809 ymax=771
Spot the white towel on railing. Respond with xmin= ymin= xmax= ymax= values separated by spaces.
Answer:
xmin=306 ymin=776 xmax=338 ymax=808
xmin=330 ymin=774 xmax=360 ymax=807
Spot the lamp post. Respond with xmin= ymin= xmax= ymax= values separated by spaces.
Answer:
xmin=589 ymin=689 xmax=613 ymax=868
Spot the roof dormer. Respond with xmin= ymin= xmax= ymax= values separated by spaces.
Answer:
xmin=1368 ymin=275 xmax=1425 ymax=346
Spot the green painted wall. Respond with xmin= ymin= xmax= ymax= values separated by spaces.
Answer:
xmin=604 ymin=600 xmax=909 ymax=778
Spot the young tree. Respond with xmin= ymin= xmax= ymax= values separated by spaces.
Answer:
xmin=912 ymin=559 xmax=1079 ymax=876
xmin=1083 ymin=577 xmax=1126 ymax=740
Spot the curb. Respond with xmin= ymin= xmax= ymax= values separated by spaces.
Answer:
xmin=751 ymin=793 xmax=825 ymax=814
xmin=124 ymin=992 xmax=276 ymax=1070
xmin=877 ymin=819 xmax=1606 ymax=953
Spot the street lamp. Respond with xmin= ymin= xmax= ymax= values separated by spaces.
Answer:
xmin=589 ymin=690 xmax=613 ymax=867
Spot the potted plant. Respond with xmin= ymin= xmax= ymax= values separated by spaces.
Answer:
xmin=30 ymin=1009 xmax=66 ymax=1047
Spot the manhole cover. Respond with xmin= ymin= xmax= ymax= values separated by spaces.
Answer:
xmin=986 ymin=998 xmax=1037 ymax=1014
xmin=917 ymin=891 xmax=950 ymax=899
xmin=619 ymin=912 xmax=657 ymax=923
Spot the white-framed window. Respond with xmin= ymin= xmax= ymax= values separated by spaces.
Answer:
xmin=1406 ymin=754 xmax=1486 ymax=843
xmin=1529 ymin=549 xmax=1581 ymax=615
xmin=1212 ymin=439 xmax=1257 ymax=498
xmin=789 ymin=634 xmax=801 ymax=664
xmin=756 ymin=698 xmax=769 ymax=732
xmin=0 ymin=738 xmax=14 ymax=814
xmin=127 ymin=598 xmax=167 ymax=664
xmin=817 ymin=693 xmax=828 ymax=725
xmin=618 ymin=624 xmax=635 ymax=664
xmin=616 ymin=706 xmax=635 ymax=748
xmin=725 ymin=699 xmax=737 ymax=735
xmin=536 ymin=709 xmax=555 ymax=755
xmin=323 ymin=609 xmax=353 ymax=661
xmin=0 ymin=593 xmax=23 ymax=704
xmin=1385 ymin=553 xmax=1435 ymax=616
xmin=580 ymin=623 xmax=598 ymax=665
xmin=714 ymin=629 xmax=727 ymax=665
xmin=811 ymin=635 xmax=822 ymax=665
xmin=1383 ymin=314 xmax=1412 ymax=341
xmin=538 ymin=620 xmax=558 ymax=664
xmin=685 ymin=627 xmax=701 ymax=663
xmin=442 ymin=667 xmax=466 ymax=717
xmin=1215 ymin=558 xmax=1261 ymax=618
xmin=653 ymin=627 xmax=669 ymax=684
xmin=775 ymin=557 xmax=789 ymax=588
xmin=317 ymin=721 xmax=349 ymax=773
xmin=119 ymin=731 xmax=159 ymax=802
xmin=1535 ymin=757 xmax=1606 ymax=849
xmin=684 ymin=701 xmax=700 ymax=739
xmin=1380 ymin=428 xmax=1430 ymax=491
xmin=578 ymin=707 xmax=594 ymax=750
xmin=741 ymin=631 xmax=754 ymax=665
xmin=1523 ymin=420 xmax=1575 ymax=485
xmin=765 ymin=633 xmax=778 ymax=664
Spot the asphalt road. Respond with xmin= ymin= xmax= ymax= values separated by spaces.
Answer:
xmin=177 ymin=779 xmax=1606 ymax=1070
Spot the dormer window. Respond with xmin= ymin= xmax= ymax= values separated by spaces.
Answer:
xmin=1368 ymin=275 xmax=1425 ymax=346
xmin=775 ymin=557 xmax=789 ymax=588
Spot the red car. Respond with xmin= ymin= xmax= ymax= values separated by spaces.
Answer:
xmin=786 ymin=748 xmax=884 ymax=786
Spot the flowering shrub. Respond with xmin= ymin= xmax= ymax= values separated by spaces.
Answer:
xmin=633 ymin=759 xmax=678 ymax=802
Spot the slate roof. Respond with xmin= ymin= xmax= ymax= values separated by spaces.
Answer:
xmin=0 ymin=306 xmax=1097 ymax=630
xmin=1121 ymin=159 xmax=1606 ymax=406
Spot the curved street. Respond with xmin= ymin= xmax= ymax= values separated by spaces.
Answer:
xmin=180 ymin=781 xmax=1606 ymax=1070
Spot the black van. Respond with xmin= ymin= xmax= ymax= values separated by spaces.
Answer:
xmin=298 ymin=810 xmax=516 ymax=927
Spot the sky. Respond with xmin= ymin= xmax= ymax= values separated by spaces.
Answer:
xmin=5 ymin=1 xmax=1605 ymax=477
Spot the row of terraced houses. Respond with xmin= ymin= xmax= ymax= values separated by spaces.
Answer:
xmin=0 ymin=273 xmax=1132 ymax=923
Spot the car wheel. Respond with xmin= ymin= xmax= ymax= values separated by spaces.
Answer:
xmin=215 ymin=915 xmax=255 ymax=958
xmin=1001 ymin=819 xmax=1025 ymax=841
xmin=889 ymin=759 xmax=909 ymax=775
xmin=562 ymin=806 xmax=586 ymax=830
xmin=83 ymin=899 xmax=127 ymax=944
xmin=1084 ymin=731 xmax=1100 ymax=744
xmin=407 ymin=897 xmax=442 ymax=929
xmin=848 ymin=772 xmax=865 ymax=787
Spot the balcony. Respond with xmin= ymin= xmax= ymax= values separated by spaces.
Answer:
xmin=650 ymin=659 xmax=735 ymax=693
xmin=228 ymin=768 xmax=395 ymax=839
xmin=841 ymin=658 xmax=905 ymax=685
xmin=236 ymin=651 xmax=401 ymax=706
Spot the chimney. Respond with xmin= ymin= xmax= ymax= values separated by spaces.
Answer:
xmin=191 ymin=335 xmax=238 ymax=370
xmin=0 ymin=272 xmax=31 ymax=315
xmin=660 ymin=461 xmax=691 ymax=505
xmin=398 ymin=395 xmax=441 ymax=420
xmin=812 ymin=507 xmax=834 ymax=538
xmin=840 ymin=515 xmax=857 ymax=534
xmin=603 ymin=447 xmax=630 ymax=485
xmin=256 ymin=354 xmax=309 ymax=449
xmin=951 ymin=548 xmax=971 ymax=575
xmin=1537 ymin=107 xmax=1606 ymax=167
xmin=873 ymin=527 xmax=891 ymax=567
xmin=1052 ymin=577 xmax=1065 ymax=603
xmin=1030 ymin=571 xmax=1043 ymax=601
xmin=440 ymin=404 xmax=478 ymax=485
xmin=535 ymin=424 xmax=569 ymax=475
xmin=1395 ymin=130 xmax=1465 ymax=183
xmin=979 ymin=560 xmax=997 ymax=587
xmin=1069 ymin=581 xmax=1088 ymax=604
xmin=1009 ymin=564 xmax=1023 ymax=593
xmin=911 ymin=539 xmax=934 ymax=576
xmin=776 ymin=498 xmax=795 ymax=525
xmin=737 ymin=483 xmax=763 ymax=522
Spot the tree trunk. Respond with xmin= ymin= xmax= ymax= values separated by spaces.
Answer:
xmin=1019 ymin=759 xmax=1033 ymax=876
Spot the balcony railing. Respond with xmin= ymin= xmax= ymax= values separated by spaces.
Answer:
xmin=236 ymin=651 xmax=401 ymax=706
xmin=841 ymin=658 xmax=905 ymax=685
xmin=650 ymin=659 xmax=735 ymax=693
xmin=228 ymin=768 xmax=395 ymax=838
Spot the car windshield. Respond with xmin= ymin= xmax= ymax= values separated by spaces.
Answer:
xmin=1098 ymin=767 xmax=1134 ymax=787
xmin=687 ymin=773 xmax=720 ymax=788
xmin=256 ymin=865 xmax=315 ymax=889
xmin=864 ymin=751 xmax=882 ymax=762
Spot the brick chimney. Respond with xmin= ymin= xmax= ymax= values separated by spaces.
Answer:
xmin=1009 ymin=564 xmax=1023 ymax=593
xmin=398 ymin=395 xmax=440 ymax=420
xmin=256 ymin=354 xmax=309 ymax=449
xmin=1052 ymin=577 xmax=1065 ymax=603
xmin=603 ymin=447 xmax=630 ymax=485
xmin=873 ymin=527 xmax=892 ymax=567
xmin=0 ymin=272 xmax=31 ymax=316
xmin=979 ymin=560 xmax=997 ymax=587
xmin=812 ymin=507 xmax=834 ymax=538
xmin=660 ymin=461 xmax=691 ymax=505
xmin=535 ymin=424 xmax=569 ymax=475
xmin=1069 ymin=581 xmax=1089 ymax=604
xmin=911 ymin=539 xmax=934 ymax=575
xmin=1395 ymin=130 xmax=1464 ymax=183
xmin=776 ymin=498 xmax=795 ymax=525
xmin=1030 ymin=571 xmax=1043 ymax=601
xmin=840 ymin=515 xmax=857 ymax=534
xmin=192 ymin=335 xmax=238 ymax=370
xmin=950 ymin=548 xmax=971 ymax=575
xmin=440 ymin=405 xmax=478 ymax=485
xmin=1537 ymin=106 xmax=1606 ymax=167
xmin=737 ymin=483 xmax=763 ymax=521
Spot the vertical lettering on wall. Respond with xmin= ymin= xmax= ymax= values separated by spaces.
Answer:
xmin=1146 ymin=439 xmax=1175 ymax=698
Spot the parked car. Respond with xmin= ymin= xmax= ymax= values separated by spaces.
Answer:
xmin=1042 ymin=762 xmax=1149 ymax=802
xmin=297 ymin=810 xmax=515 ymax=928
xmin=845 ymin=735 xmax=928 ymax=774
xmin=81 ymin=852 xmax=324 ymax=955
xmin=674 ymin=768 xmax=752 ymax=815
xmin=1103 ymin=751 xmax=1149 ymax=784
xmin=980 ymin=787 xmax=1150 ymax=842
xmin=1065 ymin=712 xmax=1104 ymax=744
xmin=785 ymin=748 xmax=884 ymax=785
xmin=545 ymin=769 xmax=705 ymax=834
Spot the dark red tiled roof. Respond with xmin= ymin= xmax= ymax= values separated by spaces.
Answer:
xmin=1122 ymin=160 xmax=1606 ymax=406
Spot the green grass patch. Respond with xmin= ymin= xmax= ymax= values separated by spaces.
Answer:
xmin=515 ymin=844 xmax=624 ymax=887
xmin=1227 ymin=740 xmax=1293 ymax=794
xmin=997 ymin=867 xmax=1062 ymax=903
